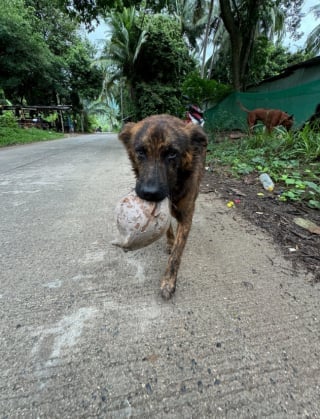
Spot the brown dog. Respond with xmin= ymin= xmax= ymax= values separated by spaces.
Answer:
xmin=119 ymin=114 xmax=208 ymax=299
xmin=238 ymin=102 xmax=293 ymax=133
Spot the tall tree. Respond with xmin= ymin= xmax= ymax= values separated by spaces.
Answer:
xmin=172 ymin=0 xmax=218 ymax=78
xmin=100 ymin=7 xmax=147 ymax=100
xmin=174 ymin=0 xmax=207 ymax=50
xmin=200 ymin=0 xmax=214 ymax=78
xmin=218 ymin=0 xmax=303 ymax=91
xmin=0 ymin=0 xmax=57 ymax=103
xmin=219 ymin=0 xmax=263 ymax=90
xmin=130 ymin=13 xmax=196 ymax=119
xmin=99 ymin=10 xmax=196 ymax=120
xmin=0 ymin=0 xmax=102 ymax=110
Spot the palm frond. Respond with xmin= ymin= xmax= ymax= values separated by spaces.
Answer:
xmin=305 ymin=25 xmax=320 ymax=54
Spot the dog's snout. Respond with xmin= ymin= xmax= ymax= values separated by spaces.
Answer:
xmin=136 ymin=183 xmax=167 ymax=202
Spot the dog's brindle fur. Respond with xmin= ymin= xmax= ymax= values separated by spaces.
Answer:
xmin=119 ymin=114 xmax=208 ymax=299
xmin=238 ymin=102 xmax=294 ymax=133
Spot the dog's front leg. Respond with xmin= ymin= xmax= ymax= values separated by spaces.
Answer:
xmin=166 ymin=223 xmax=175 ymax=254
xmin=160 ymin=215 xmax=193 ymax=300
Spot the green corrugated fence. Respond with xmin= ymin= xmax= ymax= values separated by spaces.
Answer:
xmin=204 ymin=80 xmax=320 ymax=132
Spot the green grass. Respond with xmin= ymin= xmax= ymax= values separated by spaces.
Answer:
xmin=206 ymin=126 xmax=320 ymax=209
xmin=0 ymin=127 xmax=65 ymax=147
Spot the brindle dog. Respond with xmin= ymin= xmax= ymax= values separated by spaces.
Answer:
xmin=119 ymin=114 xmax=208 ymax=299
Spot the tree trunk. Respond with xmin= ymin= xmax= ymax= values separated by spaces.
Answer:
xmin=219 ymin=0 xmax=242 ymax=91
xmin=201 ymin=0 xmax=214 ymax=79
xmin=230 ymin=35 xmax=243 ymax=91
xmin=219 ymin=0 xmax=262 ymax=91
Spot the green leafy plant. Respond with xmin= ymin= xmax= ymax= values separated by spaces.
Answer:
xmin=0 ymin=111 xmax=18 ymax=128
xmin=232 ymin=160 xmax=255 ymax=175
xmin=279 ymin=176 xmax=320 ymax=209
xmin=182 ymin=72 xmax=232 ymax=109
xmin=206 ymin=128 xmax=320 ymax=209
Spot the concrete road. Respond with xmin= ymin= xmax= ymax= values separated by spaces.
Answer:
xmin=0 ymin=134 xmax=319 ymax=418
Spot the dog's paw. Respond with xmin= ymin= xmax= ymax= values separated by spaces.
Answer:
xmin=160 ymin=282 xmax=175 ymax=300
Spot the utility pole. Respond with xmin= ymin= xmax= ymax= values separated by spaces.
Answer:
xmin=56 ymin=93 xmax=64 ymax=133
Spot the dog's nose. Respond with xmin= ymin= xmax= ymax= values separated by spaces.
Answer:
xmin=136 ymin=184 xmax=167 ymax=202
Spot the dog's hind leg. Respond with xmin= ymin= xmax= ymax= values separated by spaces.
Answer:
xmin=247 ymin=115 xmax=255 ymax=134
xmin=160 ymin=213 xmax=193 ymax=300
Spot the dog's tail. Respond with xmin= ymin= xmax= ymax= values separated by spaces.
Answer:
xmin=237 ymin=101 xmax=251 ymax=113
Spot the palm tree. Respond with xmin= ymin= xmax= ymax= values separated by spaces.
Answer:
xmin=91 ymin=7 xmax=147 ymax=121
xmin=173 ymin=0 xmax=217 ymax=77
xmin=175 ymin=0 xmax=207 ymax=51
xmin=305 ymin=4 xmax=320 ymax=54
xmin=102 ymin=7 xmax=148 ymax=98
xmin=200 ymin=0 xmax=214 ymax=78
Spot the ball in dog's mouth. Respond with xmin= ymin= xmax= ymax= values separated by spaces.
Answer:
xmin=112 ymin=190 xmax=171 ymax=251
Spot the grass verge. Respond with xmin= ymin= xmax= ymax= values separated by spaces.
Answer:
xmin=0 ymin=127 xmax=64 ymax=148
xmin=206 ymin=126 xmax=320 ymax=209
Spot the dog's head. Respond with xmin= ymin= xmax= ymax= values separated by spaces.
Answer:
xmin=119 ymin=114 xmax=208 ymax=202
xmin=282 ymin=113 xmax=294 ymax=131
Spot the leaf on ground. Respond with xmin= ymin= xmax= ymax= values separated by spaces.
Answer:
xmin=293 ymin=217 xmax=320 ymax=235
xmin=229 ymin=187 xmax=247 ymax=196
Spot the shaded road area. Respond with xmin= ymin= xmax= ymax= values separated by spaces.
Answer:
xmin=0 ymin=134 xmax=319 ymax=417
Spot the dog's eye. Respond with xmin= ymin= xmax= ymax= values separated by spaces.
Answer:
xmin=167 ymin=150 xmax=177 ymax=160
xmin=135 ymin=148 xmax=146 ymax=159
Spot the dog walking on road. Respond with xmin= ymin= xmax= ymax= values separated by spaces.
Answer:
xmin=119 ymin=114 xmax=208 ymax=299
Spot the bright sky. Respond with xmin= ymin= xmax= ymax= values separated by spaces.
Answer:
xmin=285 ymin=0 xmax=319 ymax=51
xmin=86 ymin=24 xmax=108 ymax=48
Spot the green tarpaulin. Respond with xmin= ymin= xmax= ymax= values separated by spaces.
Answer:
xmin=204 ymin=80 xmax=320 ymax=132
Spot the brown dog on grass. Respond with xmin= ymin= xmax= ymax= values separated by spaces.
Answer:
xmin=119 ymin=114 xmax=208 ymax=299
xmin=238 ymin=102 xmax=294 ymax=133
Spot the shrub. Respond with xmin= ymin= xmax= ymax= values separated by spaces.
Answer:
xmin=0 ymin=111 xmax=18 ymax=128
xmin=182 ymin=72 xmax=232 ymax=109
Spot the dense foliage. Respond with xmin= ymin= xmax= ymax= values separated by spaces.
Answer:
xmin=57 ymin=0 xmax=311 ymax=91
xmin=182 ymin=72 xmax=232 ymax=109
xmin=132 ymin=14 xmax=196 ymax=119
xmin=0 ymin=0 xmax=318 ymax=132
xmin=0 ymin=0 xmax=103 ymax=130
xmin=98 ymin=10 xmax=196 ymax=121
xmin=0 ymin=0 xmax=56 ymax=104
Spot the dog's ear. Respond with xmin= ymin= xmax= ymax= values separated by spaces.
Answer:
xmin=185 ymin=124 xmax=208 ymax=150
xmin=119 ymin=122 xmax=136 ymax=146
xmin=289 ymin=114 xmax=294 ymax=120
